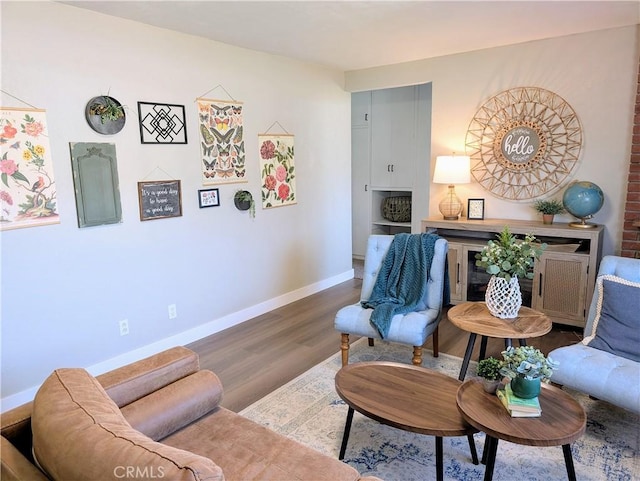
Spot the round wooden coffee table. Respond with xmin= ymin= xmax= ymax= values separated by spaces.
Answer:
xmin=447 ymin=302 xmax=552 ymax=380
xmin=335 ymin=361 xmax=478 ymax=481
xmin=456 ymin=379 xmax=586 ymax=481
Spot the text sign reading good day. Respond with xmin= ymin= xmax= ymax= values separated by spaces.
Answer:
xmin=138 ymin=180 xmax=182 ymax=221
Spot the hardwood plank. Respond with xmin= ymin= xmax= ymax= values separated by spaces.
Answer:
xmin=187 ymin=277 xmax=582 ymax=413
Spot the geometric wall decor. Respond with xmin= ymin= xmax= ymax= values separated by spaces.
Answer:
xmin=197 ymin=98 xmax=245 ymax=184
xmin=0 ymin=107 xmax=59 ymax=230
xmin=137 ymin=102 xmax=187 ymax=144
xmin=259 ymin=134 xmax=296 ymax=208
xmin=465 ymin=87 xmax=582 ymax=201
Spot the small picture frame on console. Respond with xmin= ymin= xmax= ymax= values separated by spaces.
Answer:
xmin=467 ymin=198 xmax=485 ymax=220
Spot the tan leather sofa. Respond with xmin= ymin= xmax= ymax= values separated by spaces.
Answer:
xmin=1 ymin=346 xmax=382 ymax=481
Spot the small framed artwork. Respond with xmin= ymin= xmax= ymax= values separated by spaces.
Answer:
xmin=467 ymin=198 xmax=485 ymax=220
xmin=198 ymin=188 xmax=220 ymax=208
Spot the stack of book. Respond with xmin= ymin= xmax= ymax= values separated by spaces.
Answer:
xmin=496 ymin=384 xmax=541 ymax=417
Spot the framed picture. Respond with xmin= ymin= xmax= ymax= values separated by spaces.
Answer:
xmin=137 ymin=180 xmax=182 ymax=221
xmin=467 ymin=198 xmax=485 ymax=220
xmin=198 ymin=188 xmax=220 ymax=208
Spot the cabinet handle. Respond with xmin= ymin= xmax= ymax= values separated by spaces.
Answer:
xmin=456 ymin=263 xmax=460 ymax=284
xmin=538 ymin=273 xmax=543 ymax=296
xmin=387 ymin=164 xmax=391 ymax=172
xmin=365 ymin=184 xmax=368 ymax=192
xmin=365 ymin=113 xmax=368 ymax=121
xmin=391 ymin=164 xmax=394 ymax=172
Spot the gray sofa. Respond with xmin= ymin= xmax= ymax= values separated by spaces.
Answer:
xmin=549 ymin=255 xmax=640 ymax=414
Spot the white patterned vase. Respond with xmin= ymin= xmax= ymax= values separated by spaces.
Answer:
xmin=485 ymin=275 xmax=522 ymax=319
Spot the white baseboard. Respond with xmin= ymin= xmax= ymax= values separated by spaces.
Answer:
xmin=1 ymin=269 xmax=354 ymax=413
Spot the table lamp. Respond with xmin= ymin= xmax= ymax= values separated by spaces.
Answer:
xmin=433 ymin=155 xmax=470 ymax=220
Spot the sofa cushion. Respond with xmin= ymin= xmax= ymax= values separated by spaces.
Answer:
xmin=584 ymin=275 xmax=640 ymax=362
xmin=121 ymin=370 xmax=223 ymax=441
xmin=32 ymin=368 xmax=224 ymax=481
xmin=162 ymin=406 xmax=364 ymax=481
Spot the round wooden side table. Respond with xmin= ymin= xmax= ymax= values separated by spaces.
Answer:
xmin=456 ymin=379 xmax=586 ymax=481
xmin=447 ymin=302 xmax=552 ymax=380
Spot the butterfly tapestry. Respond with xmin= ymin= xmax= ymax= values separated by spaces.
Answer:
xmin=197 ymin=99 xmax=246 ymax=185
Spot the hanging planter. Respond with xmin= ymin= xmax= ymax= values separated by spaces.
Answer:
xmin=234 ymin=190 xmax=255 ymax=218
xmin=85 ymin=95 xmax=126 ymax=135
xmin=485 ymin=275 xmax=522 ymax=319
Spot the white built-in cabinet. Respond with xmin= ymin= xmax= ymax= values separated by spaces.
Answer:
xmin=351 ymin=84 xmax=432 ymax=258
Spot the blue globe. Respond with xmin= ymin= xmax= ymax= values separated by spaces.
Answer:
xmin=562 ymin=181 xmax=604 ymax=222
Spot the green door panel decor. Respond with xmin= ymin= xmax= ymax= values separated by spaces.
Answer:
xmin=0 ymin=108 xmax=59 ymax=230
xmin=465 ymin=87 xmax=582 ymax=201
xmin=197 ymin=98 xmax=245 ymax=185
xmin=69 ymin=142 xmax=122 ymax=228
xmin=259 ymin=134 xmax=296 ymax=209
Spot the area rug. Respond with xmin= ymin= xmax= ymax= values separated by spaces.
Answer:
xmin=240 ymin=338 xmax=639 ymax=481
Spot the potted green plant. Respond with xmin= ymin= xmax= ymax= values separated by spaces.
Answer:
xmin=234 ymin=190 xmax=255 ymax=218
xmin=533 ymin=198 xmax=565 ymax=225
xmin=500 ymin=345 xmax=559 ymax=398
xmin=476 ymin=357 xmax=503 ymax=393
xmin=85 ymin=95 xmax=127 ymax=135
xmin=475 ymin=226 xmax=546 ymax=318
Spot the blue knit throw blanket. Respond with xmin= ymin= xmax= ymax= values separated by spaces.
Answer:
xmin=362 ymin=233 xmax=449 ymax=339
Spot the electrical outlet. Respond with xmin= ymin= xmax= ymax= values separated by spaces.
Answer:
xmin=119 ymin=319 xmax=129 ymax=336
xmin=168 ymin=304 xmax=177 ymax=319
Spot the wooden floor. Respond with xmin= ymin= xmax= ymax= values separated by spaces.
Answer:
xmin=187 ymin=277 xmax=583 ymax=413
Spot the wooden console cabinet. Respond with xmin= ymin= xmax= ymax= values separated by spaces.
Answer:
xmin=421 ymin=218 xmax=604 ymax=328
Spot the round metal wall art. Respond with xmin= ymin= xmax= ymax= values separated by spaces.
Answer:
xmin=465 ymin=87 xmax=582 ymax=201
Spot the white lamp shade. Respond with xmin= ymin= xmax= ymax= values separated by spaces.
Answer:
xmin=433 ymin=155 xmax=471 ymax=185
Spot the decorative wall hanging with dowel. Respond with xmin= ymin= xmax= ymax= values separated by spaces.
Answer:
xmin=195 ymin=85 xmax=245 ymax=185
xmin=465 ymin=87 xmax=582 ymax=201
xmin=1 ymin=96 xmax=60 ymax=230
xmin=259 ymin=121 xmax=296 ymax=209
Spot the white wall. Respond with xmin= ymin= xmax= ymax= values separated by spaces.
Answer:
xmin=0 ymin=2 xmax=353 ymax=408
xmin=346 ymin=26 xmax=639 ymax=257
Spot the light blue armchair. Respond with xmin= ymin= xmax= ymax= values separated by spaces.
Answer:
xmin=334 ymin=234 xmax=448 ymax=366
xmin=549 ymin=255 xmax=640 ymax=414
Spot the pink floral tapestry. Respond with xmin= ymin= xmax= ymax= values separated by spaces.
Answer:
xmin=259 ymin=134 xmax=296 ymax=208
xmin=197 ymin=99 xmax=245 ymax=185
xmin=0 ymin=108 xmax=59 ymax=230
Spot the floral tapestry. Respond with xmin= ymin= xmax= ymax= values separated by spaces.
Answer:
xmin=197 ymin=98 xmax=245 ymax=185
xmin=0 ymin=108 xmax=59 ymax=230
xmin=259 ymin=134 xmax=296 ymax=208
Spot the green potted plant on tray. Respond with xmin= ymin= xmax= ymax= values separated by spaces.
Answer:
xmin=500 ymin=345 xmax=559 ymax=399
xmin=476 ymin=357 xmax=504 ymax=394
xmin=475 ymin=226 xmax=546 ymax=318
xmin=533 ymin=198 xmax=565 ymax=225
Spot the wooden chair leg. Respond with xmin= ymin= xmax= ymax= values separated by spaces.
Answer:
xmin=368 ymin=338 xmax=374 ymax=346
xmin=340 ymin=333 xmax=350 ymax=366
xmin=432 ymin=326 xmax=439 ymax=358
xmin=412 ymin=346 xmax=423 ymax=365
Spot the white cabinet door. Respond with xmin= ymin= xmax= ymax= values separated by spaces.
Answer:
xmin=351 ymin=126 xmax=371 ymax=258
xmin=370 ymin=86 xmax=417 ymax=188
xmin=351 ymin=91 xmax=371 ymax=128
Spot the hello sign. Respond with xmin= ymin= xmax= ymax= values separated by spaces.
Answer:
xmin=501 ymin=126 xmax=540 ymax=164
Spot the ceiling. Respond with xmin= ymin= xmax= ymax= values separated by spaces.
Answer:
xmin=64 ymin=1 xmax=640 ymax=71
